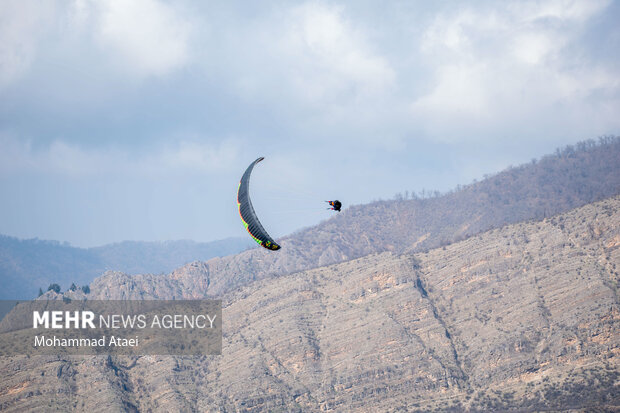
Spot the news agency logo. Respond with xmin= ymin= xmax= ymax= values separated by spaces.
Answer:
xmin=32 ymin=311 xmax=217 ymax=329
xmin=0 ymin=300 xmax=222 ymax=356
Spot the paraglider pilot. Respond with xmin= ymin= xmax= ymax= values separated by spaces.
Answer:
xmin=327 ymin=200 xmax=342 ymax=212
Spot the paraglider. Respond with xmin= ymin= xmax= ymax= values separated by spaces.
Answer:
xmin=237 ymin=157 xmax=343 ymax=250
xmin=237 ymin=157 xmax=281 ymax=251
xmin=327 ymin=200 xmax=342 ymax=212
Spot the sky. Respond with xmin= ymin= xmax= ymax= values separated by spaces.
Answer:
xmin=1 ymin=0 xmax=619 ymax=247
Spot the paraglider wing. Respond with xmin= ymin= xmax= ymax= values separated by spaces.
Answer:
xmin=237 ymin=157 xmax=281 ymax=251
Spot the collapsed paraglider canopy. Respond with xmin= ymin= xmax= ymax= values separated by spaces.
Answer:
xmin=327 ymin=200 xmax=342 ymax=212
xmin=237 ymin=157 xmax=281 ymax=251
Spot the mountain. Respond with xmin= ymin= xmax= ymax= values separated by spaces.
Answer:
xmin=71 ymin=137 xmax=620 ymax=301
xmin=0 ymin=138 xmax=619 ymax=411
xmin=2 ymin=137 xmax=617 ymax=301
xmin=0 ymin=237 xmax=253 ymax=299
xmin=1 ymin=195 xmax=618 ymax=411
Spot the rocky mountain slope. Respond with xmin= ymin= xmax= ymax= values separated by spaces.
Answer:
xmin=1 ymin=196 xmax=618 ymax=411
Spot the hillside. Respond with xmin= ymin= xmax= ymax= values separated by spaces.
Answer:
xmin=72 ymin=137 xmax=620 ymax=301
xmin=1 ymin=195 xmax=618 ymax=411
xmin=1 ymin=137 xmax=617 ymax=301
xmin=0 ymin=236 xmax=253 ymax=299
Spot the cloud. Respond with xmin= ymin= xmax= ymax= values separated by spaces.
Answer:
xmin=227 ymin=2 xmax=395 ymax=110
xmin=0 ymin=135 xmax=242 ymax=177
xmin=279 ymin=3 xmax=395 ymax=103
xmin=0 ymin=0 xmax=192 ymax=87
xmin=410 ymin=0 xmax=618 ymax=143
xmin=509 ymin=0 xmax=610 ymax=23
xmin=0 ymin=0 xmax=56 ymax=88
xmin=91 ymin=0 xmax=193 ymax=77
xmin=157 ymin=140 xmax=242 ymax=173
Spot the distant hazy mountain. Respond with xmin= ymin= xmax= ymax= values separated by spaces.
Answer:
xmin=0 ymin=236 xmax=253 ymax=299
xmin=2 ymin=195 xmax=618 ymax=411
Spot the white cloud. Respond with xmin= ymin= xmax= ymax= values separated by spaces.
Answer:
xmin=1 ymin=0 xmax=617 ymax=151
xmin=509 ymin=0 xmax=610 ymax=23
xmin=157 ymin=140 xmax=241 ymax=173
xmin=0 ymin=0 xmax=56 ymax=88
xmin=411 ymin=0 xmax=618 ymax=143
xmin=282 ymin=3 xmax=395 ymax=101
xmin=0 ymin=135 xmax=241 ymax=177
xmin=512 ymin=31 xmax=555 ymax=65
xmin=0 ymin=0 xmax=193 ymax=89
xmin=231 ymin=2 xmax=395 ymax=107
xmin=93 ymin=0 xmax=192 ymax=77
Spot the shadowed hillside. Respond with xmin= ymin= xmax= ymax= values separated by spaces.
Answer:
xmin=1 ymin=195 xmax=618 ymax=411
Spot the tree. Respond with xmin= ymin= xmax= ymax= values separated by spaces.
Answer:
xmin=69 ymin=283 xmax=77 ymax=291
xmin=47 ymin=283 xmax=61 ymax=294
xmin=82 ymin=285 xmax=90 ymax=294
xmin=38 ymin=287 xmax=43 ymax=297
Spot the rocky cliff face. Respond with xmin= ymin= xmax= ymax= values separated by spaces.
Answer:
xmin=1 ymin=196 xmax=618 ymax=411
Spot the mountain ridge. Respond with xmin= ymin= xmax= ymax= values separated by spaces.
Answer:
xmin=3 ymin=137 xmax=618 ymax=301
xmin=76 ymin=136 xmax=620 ymax=301
xmin=0 ymin=236 xmax=253 ymax=299
xmin=2 ymin=194 xmax=618 ymax=411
